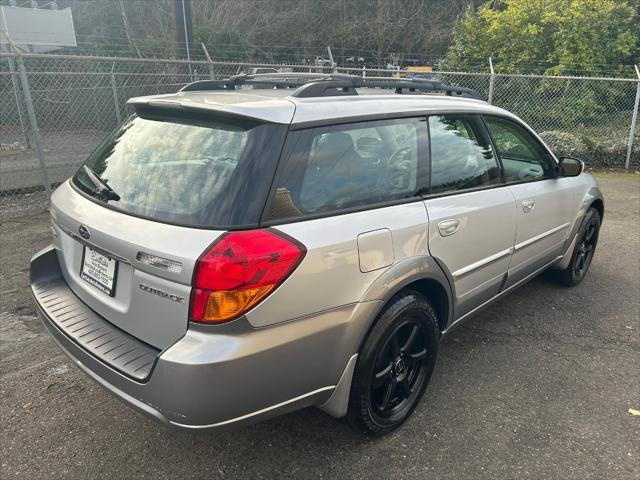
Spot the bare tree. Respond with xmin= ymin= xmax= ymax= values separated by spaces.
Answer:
xmin=62 ymin=0 xmax=487 ymax=62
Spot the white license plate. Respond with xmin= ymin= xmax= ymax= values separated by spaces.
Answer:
xmin=80 ymin=246 xmax=118 ymax=296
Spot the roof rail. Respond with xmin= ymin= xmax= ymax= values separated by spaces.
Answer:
xmin=290 ymin=80 xmax=357 ymax=98
xmin=361 ymin=77 xmax=481 ymax=99
xmin=179 ymin=73 xmax=482 ymax=100
xmin=179 ymin=72 xmax=332 ymax=92
xmin=179 ymin=79 xmax=236 ymax=91
xmin=179 ymin=74 xmax=271 ymax=91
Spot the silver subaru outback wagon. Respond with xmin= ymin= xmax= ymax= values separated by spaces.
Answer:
xmin=30 ymin=74 xmax=604 ymax=435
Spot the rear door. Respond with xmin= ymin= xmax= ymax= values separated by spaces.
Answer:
xmin=423 ymin=114 xmax=517 ymax=319
xmin=483 ymin=116 xmax=575 ymax=288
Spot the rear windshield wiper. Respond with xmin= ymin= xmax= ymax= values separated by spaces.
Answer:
xmin=82 ymin=165 xmax=121 ymax=202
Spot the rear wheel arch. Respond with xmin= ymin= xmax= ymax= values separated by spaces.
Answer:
xmin=359 ymin=255 xmax=453 ymax=327
xmin=359 ymin=275 xmax=451 ymax=355
xmin=398 ymin=279 xmax=449 ymax=332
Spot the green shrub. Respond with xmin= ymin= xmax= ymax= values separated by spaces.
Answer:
xmin=540 ymin=129 xmax=640 ymax=167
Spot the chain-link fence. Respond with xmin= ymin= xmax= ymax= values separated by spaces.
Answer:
xmin=1 ymin=52 xmax=639 ymax=214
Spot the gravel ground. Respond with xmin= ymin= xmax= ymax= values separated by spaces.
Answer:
xmin=0 ymin=128 xmax=105 ymax=191
xmin=1 ymin=174 xmax=638 ymax=480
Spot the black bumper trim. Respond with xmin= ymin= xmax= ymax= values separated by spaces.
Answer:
xmin=30 ymin=247 xmax=160 ymax=381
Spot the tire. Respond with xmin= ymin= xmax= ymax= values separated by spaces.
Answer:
xmin=346 ymin=291 xmax=439 ymax=436
xmin=549 ymin=207 xmax=601 ymax=287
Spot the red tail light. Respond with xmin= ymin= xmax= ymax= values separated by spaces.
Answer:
xmin=189 ymin=229 xmax=306 ymax=324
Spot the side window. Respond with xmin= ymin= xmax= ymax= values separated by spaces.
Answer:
xmin=428 ymin=115 xmax=501 ymax=193
xmin=264 ymin=118 xmax=427 ymax=220
xmin=484 ymin=116 xmax=554 ymax=182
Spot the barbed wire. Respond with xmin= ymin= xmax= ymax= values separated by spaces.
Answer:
xmin=4 ymin=27 xmax=637 ymax=77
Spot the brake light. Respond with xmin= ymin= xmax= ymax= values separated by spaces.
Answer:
xmin=189 ymin=229 xmax=306 ymax=324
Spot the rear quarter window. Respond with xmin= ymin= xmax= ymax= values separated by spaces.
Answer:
xmin=264 ymin=117 xmax=428 ymax=221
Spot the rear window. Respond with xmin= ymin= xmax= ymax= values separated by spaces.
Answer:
xmin=264 ymin=118 xmax=428 ymax=221
xmin=72 ymin=112 xmax=286 ymax=228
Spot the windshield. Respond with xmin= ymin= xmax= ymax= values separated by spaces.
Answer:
xmin=72 ymin=113 xmax=286 ymax=228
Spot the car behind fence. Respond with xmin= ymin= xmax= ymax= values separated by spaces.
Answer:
xmin=1 ymin=52 xmax=639 ymax=214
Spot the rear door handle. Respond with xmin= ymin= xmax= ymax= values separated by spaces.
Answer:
xmin=438 ymin=219 xmax=460 ymax=237
xmin=521 ymin=199 xmax=535 ymax=213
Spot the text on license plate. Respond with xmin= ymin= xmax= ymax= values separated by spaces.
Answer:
xmin=80 ymin=246 xmax=118 ymax=296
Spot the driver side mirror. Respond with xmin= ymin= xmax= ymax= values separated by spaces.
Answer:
xmin=558 ymin=156 xmax=584 ymax=177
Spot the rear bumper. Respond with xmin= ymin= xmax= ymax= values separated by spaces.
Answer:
xmin=31 ymin=250 xmax=159 ymax=381
xmin=31 ymin=245 xmax=377 ymax=430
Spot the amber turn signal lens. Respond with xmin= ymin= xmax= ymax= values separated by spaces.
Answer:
xmin=192 ymin=286 xmax=272 ymax=323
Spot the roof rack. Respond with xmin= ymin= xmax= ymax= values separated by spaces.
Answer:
xmin=179 ymin=73 xmax=482 ymax=100
xmin=178 ymin=73 xmax=304 ymax=92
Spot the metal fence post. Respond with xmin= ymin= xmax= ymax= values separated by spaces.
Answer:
xmin=625 ymin=65 xmax=640 ymax=170
xmin=110 ymin=62 xmax=122 ymax=125
xmin=15 ymin=54 xmax=52 ymax=200
xmin=327 ymin=46 xmax=337 ymax=73
xmin=201 ymin=43 xmax=215 ymax=80
xmin=488 ymin=57 xmax=495 ymax=104
xmin=6 ymin=56 xmax=30 ymax=148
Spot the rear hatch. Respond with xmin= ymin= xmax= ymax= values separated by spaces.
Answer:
xmin=50 ymin=109 xmax=287 ymax=349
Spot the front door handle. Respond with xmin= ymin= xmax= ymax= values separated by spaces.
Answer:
xmin=521 ymin=199 xmax=535 ymax=213
xmin=438 ymin=219 xmax=460 ymax=237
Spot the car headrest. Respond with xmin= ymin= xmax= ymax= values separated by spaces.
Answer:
xmin=312 ymin=132 xmax=356 ymax=166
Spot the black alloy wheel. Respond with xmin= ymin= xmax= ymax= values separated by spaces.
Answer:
xmin=347 ymin=291 xmax=439 ymax=435
xmin=371 ymin=319 xmax=428 ymax=418
xmin=573 ymin=220 xmax=598 ymax=279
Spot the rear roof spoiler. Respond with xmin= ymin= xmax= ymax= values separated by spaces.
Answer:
xmin=126 ymin=96 xmax=295 ymax=124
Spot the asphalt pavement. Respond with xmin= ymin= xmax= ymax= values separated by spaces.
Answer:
xmin=1 ymin=174 xmax=638 ymax=479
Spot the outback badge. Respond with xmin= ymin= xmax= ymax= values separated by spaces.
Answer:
xmin=139 ymin=283 xmax=185 ymax=303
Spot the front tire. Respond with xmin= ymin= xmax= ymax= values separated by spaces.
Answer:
xmin=346 ymin=291 xmax=439 ymax=436
xmin=550 ymin=207 xmax=601 ymax=287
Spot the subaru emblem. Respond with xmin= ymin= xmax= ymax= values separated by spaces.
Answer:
xmin=78 ymin=225 xmax=91 ymax=239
